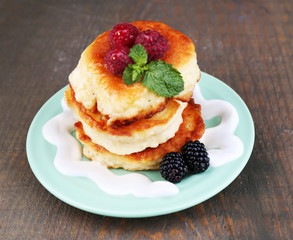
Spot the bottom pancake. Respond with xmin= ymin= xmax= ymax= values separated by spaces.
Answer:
xmin=75 ymin=100 xmax=205 ymax=170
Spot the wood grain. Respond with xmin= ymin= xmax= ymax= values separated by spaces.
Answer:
xmin=0 ymin=0 xmax=292 ymax=239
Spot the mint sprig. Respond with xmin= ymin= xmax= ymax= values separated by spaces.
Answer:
xmin=129 ymin=44 xmax=148 ymax=66
xmin=122 ymin=44 xmax=184 ymax=98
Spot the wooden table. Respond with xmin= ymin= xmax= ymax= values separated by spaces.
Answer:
xmin=1 ymin=0 xmax=292 ymax=239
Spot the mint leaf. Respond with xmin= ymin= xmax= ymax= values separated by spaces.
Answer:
xmin=142 ymin=60 xmax=184 ymax=97
xmin=132 ymin=68 xmax=144 ymax=82
xmin=131 ymin=64 xmax=148 ymax=82
xmin=123 ymin=66 xmax=134 ymax=85
xmin=123 ymin=45 xmax=184 ymax=98
xmin=129 ymin=44 xmax=148 ymax=66
xmin=123 ymin=64 xmax=146 ymax=85
xmin=123 ymin=45 xmax=148 ymax=86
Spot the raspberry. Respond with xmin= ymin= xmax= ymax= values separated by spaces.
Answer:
xmin=135 ymin=30 xmax=169 ymax=62
xmin=160 ymin=152 xmax=188 ymax=183
xmin=104 ymin=46 xmax=132 ymax=75
xmin=108 ymin=23 xmax=139 ymax=47
xmin=181 ymin=140 xmax=210 ymax=174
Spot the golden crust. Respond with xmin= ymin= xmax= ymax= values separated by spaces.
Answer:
xmin=75 ymin=100 xmax=205 ymax=170
xmin=65 ymin=85 xmax=188 ymax=155
xmin=86 ymin=21 xmax=196 ymax=76
xmin=65 ymin=86 xmax=181 ymax=136
xmin=65 ymin=85 xmax=170 ymax=132
xmin=69 ymin=21 xmax=200 ymax=126
xmin=85 ymin=21 xmax=197 ymax=101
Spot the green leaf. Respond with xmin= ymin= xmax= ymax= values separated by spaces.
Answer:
xmin=142 ymin=60 xmax=184 ymax=97
xmin=129 ymin=44 xmax=148 ymax=66
xmin=123 ymin=45 xmax=183 ymax=98
xmin=132 ymin=68 xmax=144 ymax=82
xmin=123 ymin=66 xmax=134 ymax=85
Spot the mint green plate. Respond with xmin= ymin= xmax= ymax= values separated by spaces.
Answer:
xmin=26 ymin=72 xmax=254 ymax=218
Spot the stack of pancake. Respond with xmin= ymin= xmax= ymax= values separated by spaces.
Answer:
xmin=65 ymin=21 xmax=205 ymax=170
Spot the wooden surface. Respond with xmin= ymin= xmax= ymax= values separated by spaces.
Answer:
xmin=0 ymin=0 xmax=292 ymax=239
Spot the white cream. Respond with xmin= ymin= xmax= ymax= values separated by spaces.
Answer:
xmin=42 ymin=84 xmax=244 ymax=198
xmin=42 ymin=100 xmax=178 ymax=198
xmin=193 ymin=85 xmax=244 ymax=167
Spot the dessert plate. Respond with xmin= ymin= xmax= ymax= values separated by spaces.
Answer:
xmin=26 ymin=72 xmax=254 ymax=218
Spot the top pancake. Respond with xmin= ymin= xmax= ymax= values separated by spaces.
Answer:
xmin=69 ymin=21 xmax=200 ymax=126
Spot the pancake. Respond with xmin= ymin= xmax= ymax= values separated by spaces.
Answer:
xmin=65 ymin=86 xmax=187 ymax=155
xmin=69 ymin=21 xmax=200 ymax=126
xmin=75 ymin=100 xmax=205 ymax=170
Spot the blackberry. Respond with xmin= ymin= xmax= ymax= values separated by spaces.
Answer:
xmin=181 ymin=140 xmax=210 ymax=174
xmin=160 ymin=152 xmax=188 ymax=183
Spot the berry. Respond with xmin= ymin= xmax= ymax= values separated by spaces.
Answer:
xmin=181 ymin=140 xmax=210 ymax=174
xmin=135 ymin=30 xmax=169 ymax=62
xmin=108 ymin=23 xmax=139 ymax=47
xmin=160 ymin=152 xmax=188 ymax=183
xmin=104 ymin=46 xmax=133 ymax=75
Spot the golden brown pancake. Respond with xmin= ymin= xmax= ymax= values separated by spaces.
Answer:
xmin=65 ymin=86 xmax=183 ymax=136
xmin=65 ymin=86 xmax=188 ymax=155
xmin=69 ymin=21 xmax=200 ymax=127
xmin=75 ymin=100 xmax=205 ymax=170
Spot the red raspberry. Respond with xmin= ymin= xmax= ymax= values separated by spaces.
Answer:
xmin=108 ymin=23 xmax=139 ymax=47
xmin=104 ymin=46 xmax=133 ymax=75
xmin=135 ymin=30 xmax=169 ymax=62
